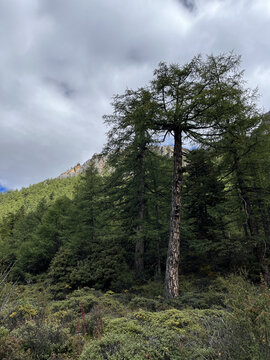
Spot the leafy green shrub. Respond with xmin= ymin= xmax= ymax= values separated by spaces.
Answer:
xmin=70 ymin=311 xmax=101 ymax=338
xmin=0 ymin=333 xmax=30 ymax=360
xmin=169 ymin=289 xmax=224 ymax=310
xmin=128 ymin=296 xmax=168 ymax=311
xmin=0 ymin=262 xmax=16 ymax=315
xmin=15 ymin=321 xmax=70 ymax=360
xmin=50 ymin=287 xmax=126 ymax=317
xmin=3 ymin=303 xmax=38 ymax=330
xmin=52 ymin=293 xmax=98 ymax=314
xmin=0 ymin=326 xmax=9 ymax=338
xmin=81 ymin=308 xmax=226 ymax=359
xmin=0 ymin=325 xmax=30 ymax=360
xmin=129 ymin=281 xmax=164 ymax=298
xmin=80 ymin=328 xmax=184 ymax=360
xmin=208 ymin=275 xmax=270 ymax=360
xmin=50 ymin=309 xmax=75 ymax=327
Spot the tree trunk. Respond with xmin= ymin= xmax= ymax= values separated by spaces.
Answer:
xmin=135 ymin=148 xmax=146 ymax=279
xmin=152 ymin=161 xmax=162 ymax=279
xmin=165 ymin=129 xmax=182 ymax=298
xmin=135 ymin=222 xmax=144 ymax=278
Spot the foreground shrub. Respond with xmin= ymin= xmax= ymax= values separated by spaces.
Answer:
xmin=0 ymin=325 xmax=30 ymax=360
xmin=0 ymin=263 xmax=16 ymax=314
xmin=207 ymin=275 xmax=270 ymax=360
xmin=15 ymin=321 xmax=70 ymax=360
xmin=50 ymin=287 xmax=126 ymax=317
xmin=80 ymin=308 xmax=226 ymax=359
xmin=128 ymin=296 xmax=168 ymax=311
xmin=80 ymin=328 xmax=184 ymax=360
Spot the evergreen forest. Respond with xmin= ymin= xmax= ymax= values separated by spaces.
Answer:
xmin=0 ymin=53 xmax=270 ymax=359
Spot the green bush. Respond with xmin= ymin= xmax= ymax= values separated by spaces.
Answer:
xmin=1 ymin=276 xmax=269 ymax=359
xmin=207 ymin=275 xmax=270 ymax=360
xmin=170 ymin=289 xmax=224 ymax=310
xmin=129 ymin=281 xmax=164 ymax=298
xmin=0 ymin=326 xmax=9 ymax=338
xmin=16 ymin=321 xmax=70 ymax=360
xmin=50 ymin=287 xmax=126 ymax=317
xmin=0 ymin=333 xmax=30 ymax=360
xmin=81 ymin=308 xmax=226 ymax=360
xmin=128 ymin=296 xmax=167 ymax=311
xmin=80 ymin=328 xmax=184 ymax=360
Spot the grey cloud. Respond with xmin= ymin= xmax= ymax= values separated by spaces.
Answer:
xmin=0 ymin=0 xmax=270 ymax=189
xmin=177 ymin=0 xmax=195 ymax=11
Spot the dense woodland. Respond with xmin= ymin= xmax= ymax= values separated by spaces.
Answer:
xmin=0 ymin=53 xmax=270 ymax=359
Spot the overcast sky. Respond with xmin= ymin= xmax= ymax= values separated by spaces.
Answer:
xmin=1 ymin=0 xmax=270 ymax=190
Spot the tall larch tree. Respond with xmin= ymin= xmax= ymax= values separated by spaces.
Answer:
xmin=150 ymin=53 xmax=250 ymax=298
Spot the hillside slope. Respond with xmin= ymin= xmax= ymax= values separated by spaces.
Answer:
xmin=0 ymin=145 xmax=180 ymax=220
xmin=0 ymin=176 xmax=78 ymax=220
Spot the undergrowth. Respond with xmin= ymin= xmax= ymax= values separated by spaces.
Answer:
xmin=0 ymin=275 xmax=269 ymax=359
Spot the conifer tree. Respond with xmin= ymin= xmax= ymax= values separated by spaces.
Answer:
xmin=216 ymin=110 xmax=270 ymax=283
xmin=103 ymin=89 xmax=158 ymax=279
xmin=182 ymin=148 xmax=227 ymax=271
xmin=149 ymin=53 xmax=250 ymax=298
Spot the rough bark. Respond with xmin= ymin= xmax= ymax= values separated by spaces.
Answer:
xmin=135 ymin=225 xmax=144 ymax=278
xmin=135 ymin=148 xmax=146 ymax=278
xmin=153 ymin=161 xmax=162 ymax=279
xmin=165 ymin=129 xmax=182 ymax=298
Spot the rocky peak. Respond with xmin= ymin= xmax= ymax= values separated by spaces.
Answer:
xmin=57 ymin=154 xmax=108 ymax=179
xmin=57 ymin=145 xmax=189 ymax=179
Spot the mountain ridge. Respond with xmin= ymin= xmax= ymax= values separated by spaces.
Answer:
xmin=57 ymin=145 xmax=190 ymax=179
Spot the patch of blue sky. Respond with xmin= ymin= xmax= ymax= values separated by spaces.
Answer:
xmin=0 ymin=186 xmax=7 ymax=193
xmin=158 ymin=133 xmax=198 ymax=150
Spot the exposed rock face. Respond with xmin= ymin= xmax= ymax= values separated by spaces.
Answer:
xmin=157 ymin=145 xmax=189 ymax=157
xmin=58 ymin=163 xmax=83 ymax=178
xmin=58 ymin=154 xmax=108 ymax=179
xmin=158 ymin=145 xmax=174 ymax=157
xmin=58 ymin=163 xmax=83 ymax=179
xmin=58 ymin=145 xmax=189 ymax=179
